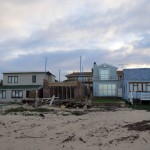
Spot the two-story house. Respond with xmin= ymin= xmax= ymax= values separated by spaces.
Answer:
xmin=0 ymin=71 xmax=55 ymax=102
xmin=93 ymin=62 xmax=118 ymax=97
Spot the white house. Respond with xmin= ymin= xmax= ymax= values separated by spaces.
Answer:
xmin=0 ymin=71 xmax=55 ymax=102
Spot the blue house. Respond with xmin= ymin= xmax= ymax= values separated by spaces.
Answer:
xmin=122 ymin=68 xmax=150 ymax=101
xmin=93 ymin=62 xmax=118 ymax=97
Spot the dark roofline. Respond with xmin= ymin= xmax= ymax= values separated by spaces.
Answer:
xmin=65 ymin=71 xmax=92 ymax=77
xmin=124 ymin=68 xmax=150 ymax=71
xmin=0 ymin=85 xmax=42 ymax=89
xmin=3 ymin=71 xmax=55 ymax=77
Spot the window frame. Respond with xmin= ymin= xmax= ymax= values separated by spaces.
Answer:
xmin=129 ymin=82 xmax=150 ymax=92
xmin=32 ymin=75 xmax=36 ymax=83
xmin=8 ymin=76 xmax=18 ymax=83
xmin=99 ymin=84 xmax=116 ymax=96
xmin=0 ymin=90 xmax=6 ymax=99
xmin=99 ymin=69 xmax=110 ymax=80
xmin=11 ymin=90 xmax=23 ymax=98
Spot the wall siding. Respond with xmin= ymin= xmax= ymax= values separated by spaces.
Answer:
xmin=93 ymin=63 xmax=118 ymax=97
xmin=123 ymin=69 xmax=150 ymax=100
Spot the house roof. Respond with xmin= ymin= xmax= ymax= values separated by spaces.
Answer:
xmin=0 ymin=85 xmax=42 ymax=90
xmin=123 ymin=68 xmax=150 ymax=80
xmin=94 ymin=63 xmax=118 ymax=69
xmin=3 ymin=71 xmax=55 ymax=77
xmin=65 ymin=72 xmax=92 ymax=77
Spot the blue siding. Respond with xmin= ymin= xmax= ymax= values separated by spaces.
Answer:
xmin=123 ymin=69 xmax=150 ymax=80
xmin=123 ymin=68 xmax=150 ymax=100
xmin=93 ymin=63 xmax=118 ymax=97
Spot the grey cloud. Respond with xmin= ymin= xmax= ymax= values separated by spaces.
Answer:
xmin=0 ymin=0 xmax=150 ymax=80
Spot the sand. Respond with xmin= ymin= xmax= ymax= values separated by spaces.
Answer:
xmin=0 ymin=107 xmax=150 ymax=150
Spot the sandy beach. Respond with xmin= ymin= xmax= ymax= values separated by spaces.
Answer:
xmin=0 ymin=106 xmax=150 ymax=150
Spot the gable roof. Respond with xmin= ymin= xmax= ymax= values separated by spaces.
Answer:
xmin=98 ymin=63 xmax=118 ymax=69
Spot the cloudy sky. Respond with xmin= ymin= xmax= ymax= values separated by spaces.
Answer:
xmin=0 ymin=0 xmax=150 ymax=80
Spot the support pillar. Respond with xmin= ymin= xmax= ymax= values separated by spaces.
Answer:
xmin=70 ymin=86 xmax=72 ymax=99
xmin=66 ymin=87 xmax=68 ymax=99
xmin=62 ymin=86 xmax=64 ymax=99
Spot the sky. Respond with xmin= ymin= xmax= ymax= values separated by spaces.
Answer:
xmin=0 ymin=0 xmax=150 ymax=81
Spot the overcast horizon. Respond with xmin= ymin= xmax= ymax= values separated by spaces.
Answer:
xmin=0 ymin=0 xmax=150 ymax=81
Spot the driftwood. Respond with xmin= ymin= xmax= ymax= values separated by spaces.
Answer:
xmin=60 ymin=134 xmax=75 ymax=143
xmin=79 ymin=137 xmax=86 ymax=143
xmin=15 ymin=135 xmax=45 ymax=139
xmin=14 ymin=124 xmax=41 ymax=133
xmin=143 ymin=138 xmax=147 ymax=143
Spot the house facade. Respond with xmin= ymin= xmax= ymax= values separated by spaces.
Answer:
xmin=93 ymin=62 xmax=118 ymax=97
xmin=0 ymin=71 xmax=55 ymax=102
xmin=65 ymin=72 xmax=93 ymax=97
xmin=65 ymin=72 xmax=92 ymax=86
xmin=122 ymin=68 xmax=150 ymax=101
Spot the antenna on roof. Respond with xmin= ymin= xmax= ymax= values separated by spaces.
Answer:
xmin=59 ymin=69 xmax=60 ymax=82
xmin=80 ymin=56 xmax=82 ymax=73
xmin=44 ymin=57 xmax=47 ymax=79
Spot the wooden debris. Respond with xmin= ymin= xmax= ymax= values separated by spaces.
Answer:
xmin=79 ymin=137 xmax=86 ymax=143
xmin=39 ymin=113 xmax=45 ymax=118
xmin=60 ymin=134 xmax=75 ymax=143
xmin=15 ymin=135 xmax=45 ymax=139
xmin=143 ymin=138 xmax=147 ymax=143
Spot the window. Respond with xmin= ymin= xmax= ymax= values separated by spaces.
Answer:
xmin=99 ymin=69 xmax=109 ymax=80
xmin=143 ymin=83 xmax=147 ymax=91
xmin=129 ymin=83 xmax=150 ymax=92
xmin=32 ymin=75 xmax=36 ymax=83
xmin=129 ymin=84 xmax=133 ymax=91
xmin=99 ymin=84 xmax=116 ymax=96
xmin=78 ymin=76 xmax=83 ymax=81
xmin=133 ymin=83 xmax=138 ymax=91
xmin=12 ymin=90 xmax=23 ymax=98
xmin=0 ymin=90 xmax=6 ymax=99
xmin=8 ymin=76 xmax=18 ymax=83
xmin=147 ymin=83 xmax=150 ymax=91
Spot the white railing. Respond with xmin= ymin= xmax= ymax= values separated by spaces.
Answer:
xmin=141 ymin=92 xmax=150 ymax=101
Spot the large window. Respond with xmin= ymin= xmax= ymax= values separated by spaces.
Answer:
xmin=99 ymin=84 xmax=116 ymax=96
xmin=77 ymin=76 xmax=92 ymax=82
xmin=12 ymin=90 xmax=23 ymax=98
xmin=129 ymin=83 xmax=150 ymax=92
xmin=0 ymin=90 xmax=6 ymax=99
xmin=32 ymin=75 xmax=36 ymax=83
xmin=8 ymin=76 xmax=18 ymax=83
xmin=99 ymin=69 xmax=109 ymax=80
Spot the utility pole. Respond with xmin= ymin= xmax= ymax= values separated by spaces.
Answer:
xmin=80 ymin=56 xmax=82 ymax=73
xmin=59 ymin=70 xmax=60 ymax=82
xmin=44 ymin=57 xmax=47 ymax=79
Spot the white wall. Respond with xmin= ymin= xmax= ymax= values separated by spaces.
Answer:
xmin=3 ymin=73 xmax=55 ymax=85
xmin=0 ymin=89 xmax=25 ymax=102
